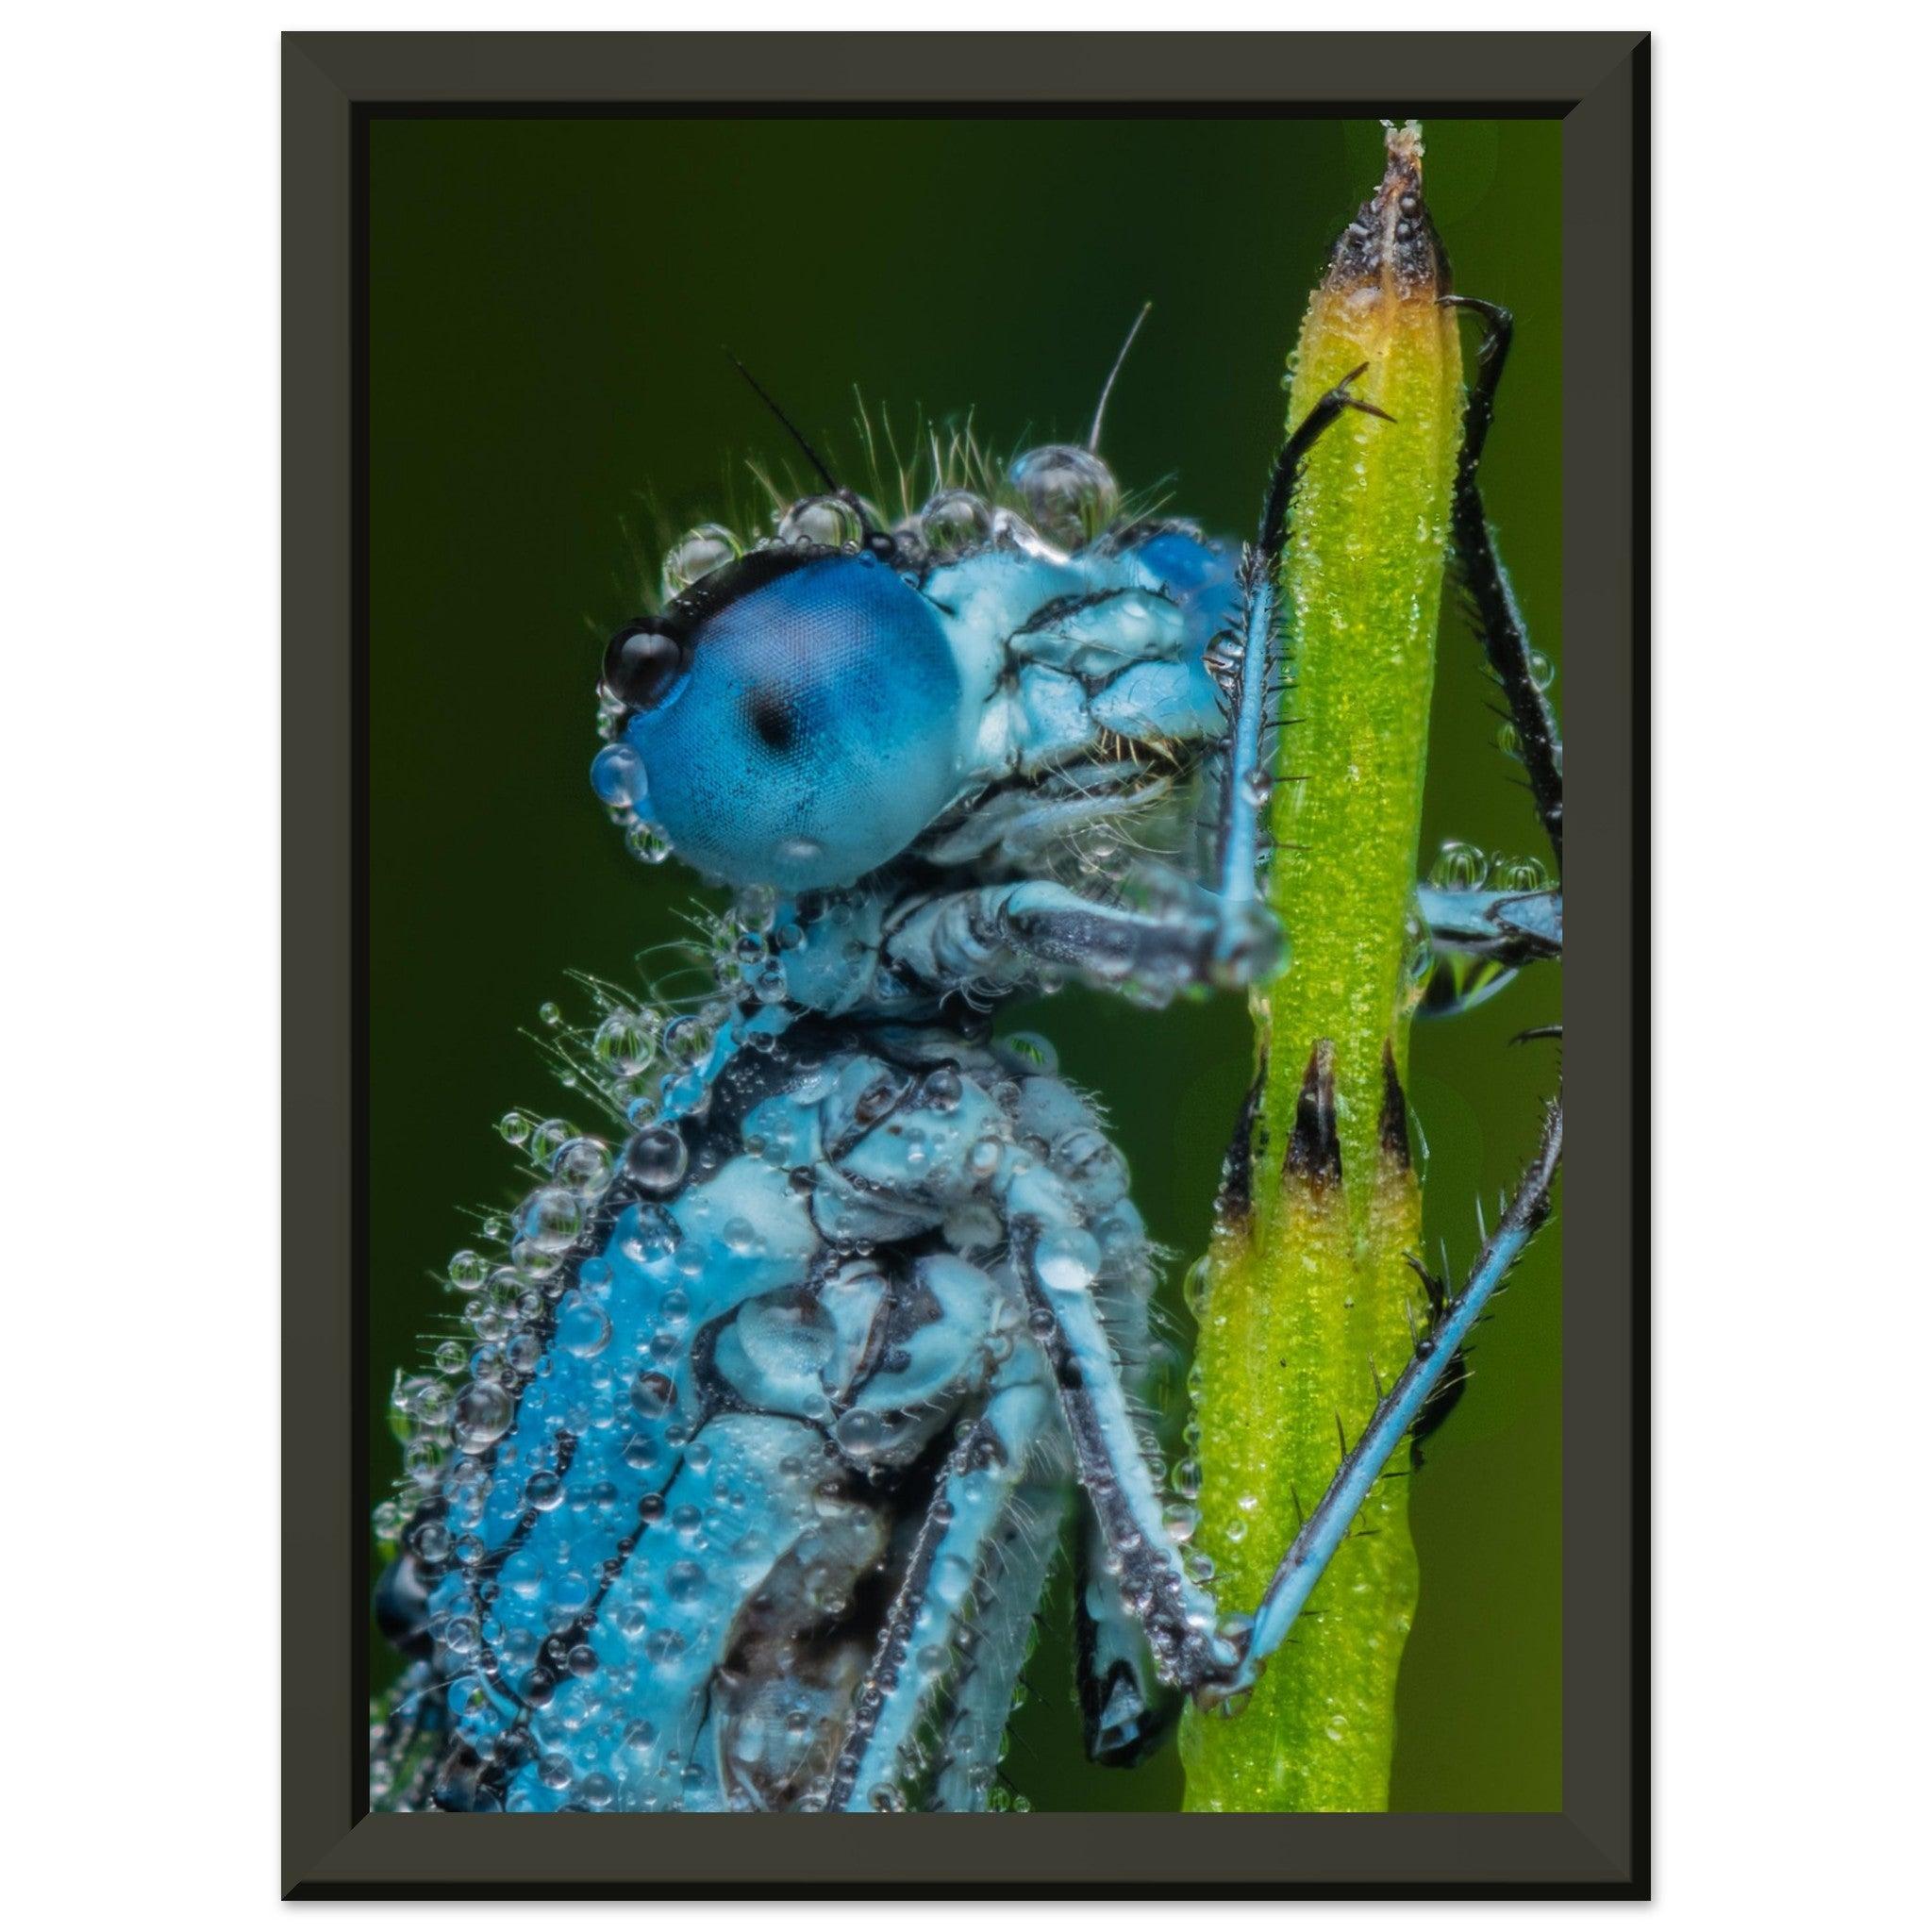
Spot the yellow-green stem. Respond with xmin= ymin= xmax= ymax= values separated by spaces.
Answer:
xmin=1180 ymin=125 xmax=1463 ymax=1813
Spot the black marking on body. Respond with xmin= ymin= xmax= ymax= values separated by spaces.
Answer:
xmin=1091 ymin=515 xmax=1208 ymax=558
xmin=1008 ymin=585 xmax=1180 ymax=682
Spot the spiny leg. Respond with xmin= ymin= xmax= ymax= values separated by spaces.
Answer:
xmin=1441 ymin=295 xmax=1565 ymax=872
xmin=1227 ymin=1100 xmax=1563 ymax=1691
xmin=821 ymin=1352 xmax=1060 ymax=1812
xmin=1002 ymin=1168 xmax=1236 ymax=1693
xmin=882 ymin=876 xmax=1268 ymax=1003
xmin=1417 ymin=882 xmax=1562 ymax=964
xmin=1075 ymin=1500 xmax=1184 ymax=1765
xmin=1212 ymin=366 xmax=1394 ymax=946
xmin=1003 ymin=1098 xmax=1562 ymax=1708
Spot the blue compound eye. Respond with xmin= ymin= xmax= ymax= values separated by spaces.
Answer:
xmin=620 ymin=551 xmax=963 ymax=891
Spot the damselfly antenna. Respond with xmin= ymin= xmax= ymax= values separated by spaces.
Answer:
xmin=1087 ymin=302 xmax=1153 ymax=454
xmin=724 ymin=349 xmax=883 ymax=541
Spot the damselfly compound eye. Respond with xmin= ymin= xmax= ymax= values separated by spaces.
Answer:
xmin=619 ymin=551 xmax=962 ymax=891
xmin=1008 ymin=443 xmax=1119 ymax=549
xmin=602 ymin=621 xmax=688 ymax=715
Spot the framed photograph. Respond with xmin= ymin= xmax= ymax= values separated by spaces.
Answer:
xmin=285 ymin=28 xmax=1647 ymax=1899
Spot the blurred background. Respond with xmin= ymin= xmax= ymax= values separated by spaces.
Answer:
xmin=367 ymin=112 xmax=1562 ymax=1812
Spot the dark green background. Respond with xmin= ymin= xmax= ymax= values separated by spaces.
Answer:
xmin=369 ymin=113 xmax=1562 ymax=1811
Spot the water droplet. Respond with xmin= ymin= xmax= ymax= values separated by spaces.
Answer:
xmin=1008 ymin=444 xmax=1119 ymax=549
xmin=778 ymin=495 xmax=864 ymax=548
xmin=917 ymin=489 xmax=993 ymax=558
xmin=551 ymin=1135 xmax=611 ymax=1193
xmin=1162 ymin=1500 xmax=1200 ymax=1543
xmin=556 ymin=1290 xmax=613 ymax=1358
xmin=1182 ymin=1255 xmax=1212 ymax=1319
xmin=730 ymin=881 xmax=777 ymax=935
xmin=452 ymin=1380 xmax=514 ymax=1450
xmin=1034 ymin=1225 xmax=1100 ymax=1292
xmin=660 ymin=523 xmax=741 ymax=599
xmin=590 ymin=741 xmax=649 ymax=810
xmin=630 ymin=1371 xmax=675 ymax=1420
xmin=625 ymin=1124 xmax=688 ymax=1196
xmin=1427 ymin=840 xmax=1488 ymax=891
xmin=592 ymin=1008 xmax=660 ymax=1077
xmin=661 ymin=1013 xmax=715 ymax=1067
xmin=517 ymin=1186 xmax=582 ymax=1253
xmin=625 ymin=820 xmax=674 ymax=866
xmin=999 ymin=1030 xmax=1058 ymax=1074
xmin=1404 ymin=896 xmax=1437 ymax=984
xmin=834 ymin=1407 xmax=886 ymax=1457
xmin=1488 ymin=853 xmax=1549 ymax=892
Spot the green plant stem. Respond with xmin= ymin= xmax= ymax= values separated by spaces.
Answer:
xmin=1180 ymin=124 xmax=1463 ymax=1814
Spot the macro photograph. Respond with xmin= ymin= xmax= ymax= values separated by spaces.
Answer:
xmin=33 ymin=8 xmax=1932 ymax=1926
xmin=363 ymin=108 xmax=1569 ymax=1824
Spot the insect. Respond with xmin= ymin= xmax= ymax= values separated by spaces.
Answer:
xmin=370 ymin=291 xmax=1563 ymax=1815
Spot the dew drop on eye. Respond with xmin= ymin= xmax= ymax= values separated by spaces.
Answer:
xmin=659 ymin=523 xmax=741 ymax=600
xmin=591 ymin=741 xmax=649 ymax=811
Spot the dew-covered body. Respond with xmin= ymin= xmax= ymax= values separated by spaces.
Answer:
xmin=373 ymin=291 xmax=1563 ymax=1811
xmin=393 ymin=1006 xmax=1186 ymax=1812
xmin=375 ymin=506 xmax=1259 ymax=1811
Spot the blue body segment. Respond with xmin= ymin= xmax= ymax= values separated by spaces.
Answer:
xmin=373 ymin=384 xmax=1562 ymax=1814
xmin=396 ymin=1013 xmax=1174 ymax=1812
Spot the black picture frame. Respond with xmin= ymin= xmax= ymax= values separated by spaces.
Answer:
xmin=285 ymin=27 xmax=1648 ymax=1899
